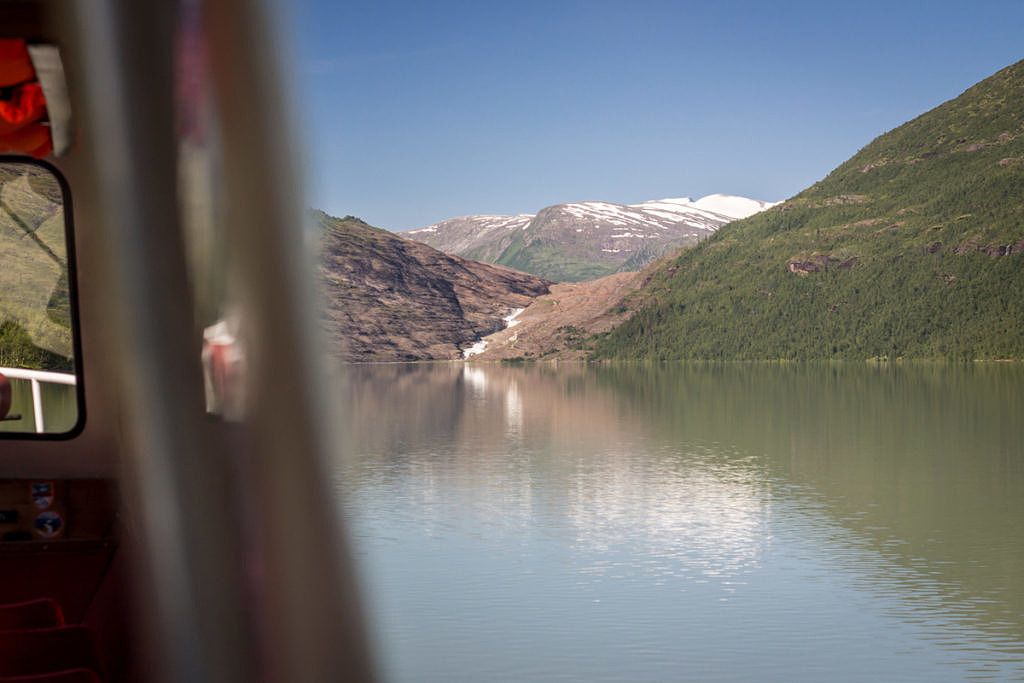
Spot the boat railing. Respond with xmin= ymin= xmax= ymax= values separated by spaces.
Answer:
xmin=0 ymin=367 xmax=76 ymax=433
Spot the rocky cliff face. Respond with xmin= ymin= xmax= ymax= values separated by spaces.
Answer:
xmin=403 ymin=194 xmax=776 ymax=282
xmin=317 ymin=212 xmax=551 ymax=361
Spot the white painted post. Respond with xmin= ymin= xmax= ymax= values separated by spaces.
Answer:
xmin=0 ymin=368 xmax=75 ymax=433
xmin=31 ymin=378 xmax=44 ymax=433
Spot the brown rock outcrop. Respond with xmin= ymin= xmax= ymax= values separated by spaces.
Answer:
xmin=318 ymin=213 xmax=550 ymax=362
xmin=786 ymin=253 xmax=856 ymax=275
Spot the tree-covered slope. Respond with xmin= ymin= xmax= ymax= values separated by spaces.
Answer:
xmin=593 ymin=59 xmax=1024 ymax=360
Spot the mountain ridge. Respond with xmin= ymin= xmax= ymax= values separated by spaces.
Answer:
xmin=404 ymin=193 xmax=776 ymax=282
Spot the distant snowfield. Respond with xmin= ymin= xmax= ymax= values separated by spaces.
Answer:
xmin=688 ymin=194 xmax=780 ymax=219
xmin=411 ymin=193 xmax=778 ymax=238
xmin=408 ymin=192 xmax=779 ymax=282
xmin=580 ymin=193 xmax=778 ymax=229
xmin=408 ymin=214 xmax=532 ymax=235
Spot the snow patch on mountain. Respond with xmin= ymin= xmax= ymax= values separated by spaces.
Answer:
xmin=689 ymin=194 xmax=781 ymax=219
xmin=463 ymin=306 xmax=527 ymax=358
xmin=462 ymin=339 xmax=488 ymax=358
xmin=405 ymin=192 xmax=778 ymax=280
xmin=503 ymin=307 xmax=525 ymax=328
xmin=408 ymin=194 xmax=774 ymax=240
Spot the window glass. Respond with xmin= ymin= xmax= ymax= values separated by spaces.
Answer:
xmin=0 ymin=159 xmax=80 ymax=435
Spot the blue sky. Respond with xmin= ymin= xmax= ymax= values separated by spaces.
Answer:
xmin=288 ymin=0 xmax=1024 ymax=230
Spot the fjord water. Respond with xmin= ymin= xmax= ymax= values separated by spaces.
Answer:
xmin=336 ymin=363 xmax=1024 ymax=682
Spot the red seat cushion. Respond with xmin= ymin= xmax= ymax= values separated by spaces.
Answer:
xmin=0 ymin=627 xmax=101 ymax=678
xmin=0 ymin=669 xmax=100 ymax=683
xmin=0 ymin=544 xmax=115 ymax=624
xmin=0 ymin=600 xmax=64 ymax=631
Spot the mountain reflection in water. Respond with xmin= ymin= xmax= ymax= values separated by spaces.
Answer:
xmin=335 ymin=363 xmax=1024 ymax=682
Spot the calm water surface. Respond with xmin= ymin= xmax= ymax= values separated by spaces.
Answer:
xmin=336 ymin=364 xmax=1024 ymax=682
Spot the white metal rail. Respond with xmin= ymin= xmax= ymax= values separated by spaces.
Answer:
xmin=0 ymin=366 xmax=76 ymax=433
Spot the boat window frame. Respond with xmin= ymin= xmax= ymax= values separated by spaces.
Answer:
xmin=0 ymin=154 xmax=85 ymax=440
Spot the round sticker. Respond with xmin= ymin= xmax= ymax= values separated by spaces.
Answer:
xmin=34 ymin=511 xmax=63 ymax=538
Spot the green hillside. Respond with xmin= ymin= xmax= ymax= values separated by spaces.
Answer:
xmin=495 ymin=230 xmax=617 ymax=283
xmin=593 ymin=59 xmax=1024 ymax=361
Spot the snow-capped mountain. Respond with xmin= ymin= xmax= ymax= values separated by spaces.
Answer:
xmin=687 ymin=194 xmax=777 ymax=220
xmin=406 ymin=214 xmax=533 ymax=263
xmin=403 ymin=194 xmax=778 ymax=282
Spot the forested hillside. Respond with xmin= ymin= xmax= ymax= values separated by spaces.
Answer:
xmin=593 ymin=60 xmax=1024 ymax=360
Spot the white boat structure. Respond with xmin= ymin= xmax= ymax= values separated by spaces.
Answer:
xmin=0 ymin=367 xmax=76 ymax=434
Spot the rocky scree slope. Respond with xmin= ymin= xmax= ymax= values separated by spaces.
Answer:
xmin=468 ymin=270 xmax=648 ymax=361
xmin=317 ymin=212 xmax=550 ymax=361
xmin=593 ymin=60 xmax=1024 ymax=361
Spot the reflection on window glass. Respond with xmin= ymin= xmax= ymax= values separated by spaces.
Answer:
xmin=176 ymin=10 xmax=247 ymax=421
xmin=0 ymin=160 xmax=79 ymax=435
